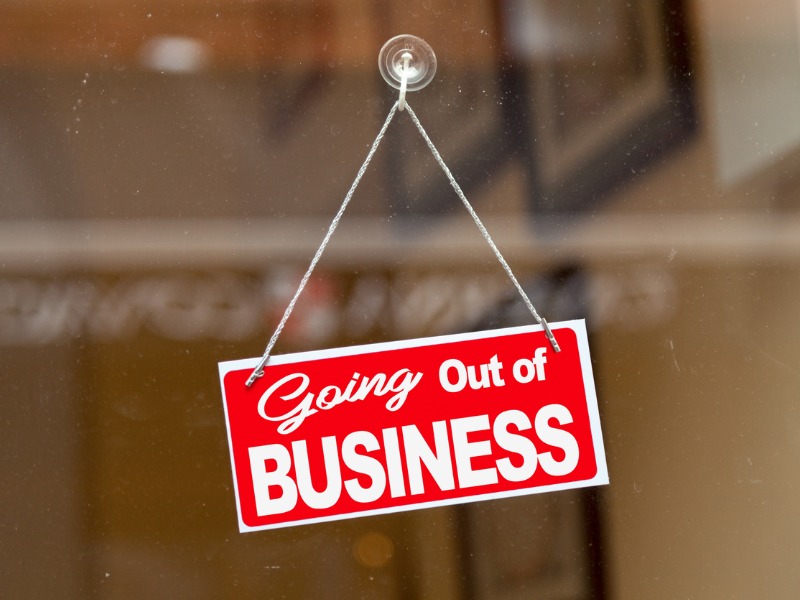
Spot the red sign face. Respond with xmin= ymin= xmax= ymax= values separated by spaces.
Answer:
xmin=219 ymin=320 xmax=607 ymax=532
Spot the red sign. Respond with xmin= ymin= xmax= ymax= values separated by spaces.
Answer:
xmin=218 ymin=320 xmax=607 ymax=532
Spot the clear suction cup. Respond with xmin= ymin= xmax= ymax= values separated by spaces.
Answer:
xmin=378 ymin=34 xmax=437 ymax=93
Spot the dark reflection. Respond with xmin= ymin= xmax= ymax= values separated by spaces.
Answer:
xmin=458 ymin=491 xmax=605 ymax=600
xmin=503 ymin=0 xmax=696 ymax=217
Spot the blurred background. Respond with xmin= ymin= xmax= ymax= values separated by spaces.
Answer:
xmin=2 ymin=0 xmax=800 ymax=598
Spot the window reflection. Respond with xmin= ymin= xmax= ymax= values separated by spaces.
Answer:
xmin=3 ymin=1 xmax=799 ymax=599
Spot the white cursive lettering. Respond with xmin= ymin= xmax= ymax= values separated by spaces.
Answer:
xmin=257 ymin=368 xmax=423 ymax=434
xmin=257 ymin=373 xmax=317 ymax=435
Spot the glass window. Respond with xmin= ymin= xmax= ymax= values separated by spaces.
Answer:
xmin=2 ymin=1 xmax=797 ymax=598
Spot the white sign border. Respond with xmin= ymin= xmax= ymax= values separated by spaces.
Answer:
xmin=218 ymin=319 xmax=609 ymax=533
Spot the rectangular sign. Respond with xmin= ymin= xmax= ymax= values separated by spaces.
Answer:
xmin=218 ymin=320 xmax=608 ymax=532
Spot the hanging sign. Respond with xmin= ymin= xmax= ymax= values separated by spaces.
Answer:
xmin=218 ymin=320 xmax=607 ymax=532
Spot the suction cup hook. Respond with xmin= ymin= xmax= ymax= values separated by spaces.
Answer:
xmin=379 ymin=35 xmax=436 ymax=111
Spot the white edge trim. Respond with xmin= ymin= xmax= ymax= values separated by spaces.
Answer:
xmin=217 ymin=319 xmax=609 ymax=533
